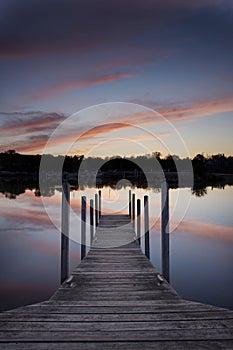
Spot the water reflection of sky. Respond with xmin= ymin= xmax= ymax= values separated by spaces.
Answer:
xmin=0 ymin=185 xmax=232 ymax=311
xmin=0 ymin=190 xmax=80 ymax=311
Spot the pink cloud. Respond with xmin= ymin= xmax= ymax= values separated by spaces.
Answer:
xmin=79 ymin=123 xmax=131 ymax=140
xmin=1 ymin=94 xmax=232 ymax=155
xmin=33 ymin=72 xmax=139 ymax=101
xmin=130 ymin=95 xmax=233 ymax=124
xmin=160 ymin=96 xmax=233 ymax=121
xmin=1 ymin=113 xmax=65 ymax=133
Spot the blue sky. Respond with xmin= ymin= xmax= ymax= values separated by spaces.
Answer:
xmin=0 ymin=0 xmax=232 ymax=157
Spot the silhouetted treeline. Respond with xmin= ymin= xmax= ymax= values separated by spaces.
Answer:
xmin=0 ymin=150 xmax=233 ymax=177
xmin=192 ymin=153 xmax=233 ymax=176
xmin=0 ymin=150 xmax=84 ymax=174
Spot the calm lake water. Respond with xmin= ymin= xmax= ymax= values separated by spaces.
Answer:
xmin=0 ymin=184 xmax=232 ymax=311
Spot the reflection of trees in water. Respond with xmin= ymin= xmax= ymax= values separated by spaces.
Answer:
xmin=4 ymin=192 xmax=17 ymax=200
xmin=0 ymin=177 xmax=39 ymax=198
xmin=192 ymin=186 xmax=207 ymax=197
xmin=0 ymin=180 xmax=26 ymax=197
xmin=38 ymin=186 xmax=56 ymax=197
xmin=0 ymin=177 xmax=232 ymax=198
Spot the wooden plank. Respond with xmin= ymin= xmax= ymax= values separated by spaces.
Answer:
xmin=1 ymin=319 xmax=233 ymax=331
xmin=6 ymin=304 xmax=230 ymax=316
xmin=56 ymin=285 xmax=166 ymax=292
xmin=51 ymin=293 xmax=179 ymax=302
xmin=0 ymin=329 xmax=233 ymax=341
xmin=6 ymin=298 xmax=222 ymax=308
xmin=0 ymin=340 xmax=233 ymax=350
xmin=1 ymin=311 xmax=233 ymax=322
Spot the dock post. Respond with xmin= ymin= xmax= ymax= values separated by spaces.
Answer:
xmin=132 ymin=193 xmax=135 ymax=229
xmin=81 ymin=196 xmax=86 ymax=260
xmin=144 ymin=195 xmax=150 ymax=259
xmin=98 ymin=190 xmax=101 ymax=219
xmin=137 ymin=198 xmax=141 ymax=245
xmin=95 ymin=193 xmax=99 ymax=227
xmin=161 ymin=182 xmax=170 ymax=282
xmin=129 ymin=190 xmax=132 ymax=219
xmin=61 ymin=181 xmax=70 ymax=284
xmin=90 ymin=199 xmax=94 ymax=245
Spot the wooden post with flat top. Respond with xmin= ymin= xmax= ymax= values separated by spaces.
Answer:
xmin=129 ymin=190 xmax=132 ymax=219
xmin=90 ymin=199 xmax=94 ymax=245
xmin=144 ymin=195 xmax=150 ymax=259
xmin=98 ymin=190 xmax=101 ymax=219
xmin=61 ymin=181 xmax=70 ymax=284
xmin=81 ymin=196 xmax=86 ymax=260
xmin=161 ymin=181 xmax=170 ymax=282
xmin=137 ymin=198 xmax=141 ymax=245
xmin=95 ymin=193 xmax=99 ymax=227
xmin=132 ymin=193 xmax=135 ymax=228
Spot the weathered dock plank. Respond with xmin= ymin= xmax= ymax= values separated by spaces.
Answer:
xmin=0 ymin=328 xmax=233 ymax=341
xmin=0 ymin=214 xmax=232 ymax=348
xmin=0 ymin=341 xmax=233 ymax=350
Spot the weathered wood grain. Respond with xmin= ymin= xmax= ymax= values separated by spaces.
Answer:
xmin=1 ymin=319 xmax=233 ymax=331
xmin=0 ymin=328 xmax=233 ymax=341
xmin=0 ymin=341 xmax=233 ymax=350
xmin=1 ymin=310 xmax=233 ymax=322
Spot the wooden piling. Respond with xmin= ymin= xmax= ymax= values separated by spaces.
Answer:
xmin=81 ymin=196 xmax=86 ymax=260
xmin=98 ymin=190 xmax=102 ymax=219
xmin=95 ymin=193 xmax=99 ymax=227
xmin=144 ymin=195 xmax=150 ymax=259
xmin=137 ymin=198 xmax=141 ymax=245
xmin=161 ymin=181 xmax=169 ymax=282
xmin=90 ymin=199 xmax=94 ymax=245
xmin=132 ymin=193 xmax=135 ymax=228
xmin=129 ymin=190 xmax=132 ymax=219
xmin=61 ymin=181 xmax=70 ymax=284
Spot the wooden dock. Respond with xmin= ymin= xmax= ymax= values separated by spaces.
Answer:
xmin=0 ymin=214 xmax=233 ymax=349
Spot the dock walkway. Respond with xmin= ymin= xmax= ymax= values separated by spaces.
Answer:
xmin=0 ymin=215 xmax=233 ymax=349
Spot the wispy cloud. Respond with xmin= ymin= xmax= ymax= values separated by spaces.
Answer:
xmin=130 ymin=95 xmax=233 ymax=124
xmin=0 ymin=111 xmax=65 ymax=153
xmin=0 ymin=111 xmax=65 ymax=135
xmin=81 ymin=95 xmax=233 ymax=134
xmin=160 ymin=96 xmax=233 ymax=121
xmin=33 ymin=73 xmax=138 ymax=101
xmin=79 ymin=123 xmax=131 ymax=140
xmin=1 ymin=94 xmax=232 ymax=155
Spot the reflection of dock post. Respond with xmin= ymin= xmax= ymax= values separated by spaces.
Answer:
xmin=132 ymin=193 xmax=135 ymax=228
xmin=61 ymin=181 xmax=70 ymax=284
xmin=95 ymin=193 xmax=99 ymax=227
xmin=144 ymin=195 xmax=150 ymax=259
xmin=98 ymin=190 xmax=101 ymax=219
xmin=81 ymin=196 xmax=86 ymax=260
xmin=90 ymin=199 xmax=94 ymax=245
xmin=137 ymin=199 xmax=141 ymax=245
xmin=129 ymin=190 xmax=132 ymax=219
xmin=161 ymin=182 xmax=170 ymax=282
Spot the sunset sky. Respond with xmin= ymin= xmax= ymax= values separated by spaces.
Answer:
xmin=0 ymin=0 xmax=232 ymax=158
